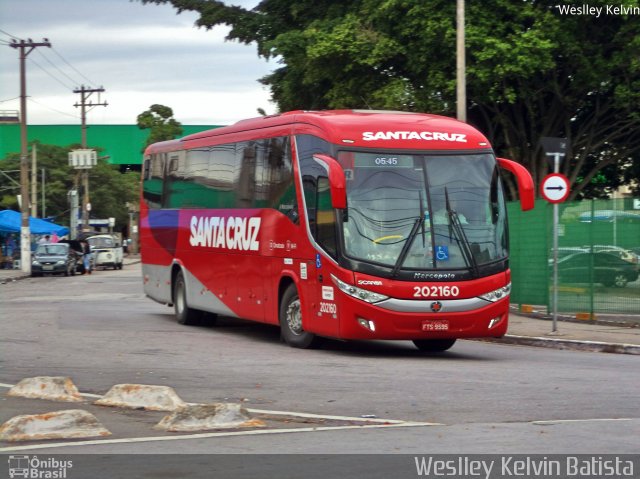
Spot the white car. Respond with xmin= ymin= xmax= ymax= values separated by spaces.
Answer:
xmin=87 ymin=234 xmax=124 ymax=270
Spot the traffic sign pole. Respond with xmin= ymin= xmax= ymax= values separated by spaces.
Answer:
xmin=541 ymin=138 xmax=569 ymax=335
xmin=553 ymin=194 xmax=559 ymax=333
xmin=544 ymin=155 xmax=566 ymax=334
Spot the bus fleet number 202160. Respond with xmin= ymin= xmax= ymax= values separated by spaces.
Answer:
xmin=141 ymin=110 xmax=534 ymax=352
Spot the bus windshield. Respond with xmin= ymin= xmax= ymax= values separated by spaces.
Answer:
xmin=337 ymin=152 xmax=508 ymax=274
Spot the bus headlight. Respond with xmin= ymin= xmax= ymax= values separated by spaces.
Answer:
xmin=480 ymin=283 xmax=511 ymax=302
xmin=331 ymin=275 xmax=389 ymax=304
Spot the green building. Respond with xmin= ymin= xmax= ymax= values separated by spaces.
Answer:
xmin=0 ymin=124 xmax=221 ymax=169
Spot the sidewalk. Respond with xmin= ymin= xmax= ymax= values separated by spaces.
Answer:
xmin=497 ymin=312 xmax=640 ymax=355
xmin=1 ymin=263 xmax=638 ymax=354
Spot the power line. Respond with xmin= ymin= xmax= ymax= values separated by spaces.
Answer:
xmin=4 ymin=30 xmax=102 ymax=93
xmin=28 ymin=97 xmax=80 ymax=119
xmin=28 ymin=56 xmax=76 ymax=91
xmin=36 ymin=48 xmax=80 ymax=88
xmin=0 ymin=28 xmax=22 ymax=40
xmin=0 ymin=96 xmax=21 ymax=103
xmin=50 ymin=46 xmax=97 ymax=87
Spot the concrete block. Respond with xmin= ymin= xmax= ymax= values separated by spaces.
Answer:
xmin=155 ymin=403 xmax=266 ymax=432
xmin=0 ymin=409 xmax=111 ymax=442
xmin=7 ymin=376 xmax=83 ymax=402
xmin=94 ymin=384 xmax=187 ymax=411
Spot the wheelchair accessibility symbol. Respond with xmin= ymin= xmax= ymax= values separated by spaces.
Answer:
xmin=435 ymin=246 xmax=449 ymax=261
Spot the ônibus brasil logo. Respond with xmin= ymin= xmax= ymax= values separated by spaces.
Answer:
xmin=190 ymin=215 xmax=261 ymax=251
xmin=8 ymin=455 xmax=73 ymax=478
xmin=362 ymin=131 xmax=467 ymax=143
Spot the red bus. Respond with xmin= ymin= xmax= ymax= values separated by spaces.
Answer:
xmin=141 ymin=110 xmax=533 ymax=351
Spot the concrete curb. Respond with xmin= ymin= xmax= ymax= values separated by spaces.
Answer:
xmin=0 ymin=409 xmax=111 ymax=442
xmin=155 ymin=404 xmax=266 ymax=432
xmin=0 ymin=273 xmax=30 ymax=284
xmin=8 ymin=377 xmax=83 ymax=402
xmin=94 ymin=384 xmax=187 ymax=411
xmin=485 ymin=335 xmax=640 ymax=355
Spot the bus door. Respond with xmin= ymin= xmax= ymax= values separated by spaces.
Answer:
xmin=305 ymin=175 xmax=341 ymax=337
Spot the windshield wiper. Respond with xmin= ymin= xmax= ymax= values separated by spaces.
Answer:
xmin=444 ymin=188 xmax=479 ymax=278
xmin=418 ymin=190 xmax=426 ymax=248
xmin=391 ymin=216 xmax=424 ymax=279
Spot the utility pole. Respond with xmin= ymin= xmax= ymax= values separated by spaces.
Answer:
xmin=10 ymin=38 xmax=51 ymax=274
xmin=31 ymin=143 xmax=37 ymax=217
xmin=456 ymin=0 xmax=466 ymax=122
xmin=41 ymin=168 xmax=46 ymax=219
xmin=73 ymin=85 xmax=107 ymax=234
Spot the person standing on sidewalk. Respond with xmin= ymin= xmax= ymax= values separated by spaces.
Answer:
xmin=81 ymin=239 xmax=93 ymax=274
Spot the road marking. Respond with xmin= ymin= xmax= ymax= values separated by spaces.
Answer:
xmin=0 ymin=422 xmax=436 ymax=452
xmin=532 ymin=418 xmax=635 ymax=425
xmin=245 ymin=408 xmax=408 ymax=424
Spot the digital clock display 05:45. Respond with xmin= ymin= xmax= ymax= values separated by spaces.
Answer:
xmin=354 ymin=153 xmax=414 ymax=168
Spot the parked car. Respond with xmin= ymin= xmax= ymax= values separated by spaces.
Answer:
xmin=557 ymin=252 xmax=639 ymax=288
xmin=582 ymin=245 xmax=639 ymax=264
xmin=87 ymin=234 xmax=124 ymax=270
xmin=31 ymin=243 xmax=79 ymax=277
xmin=556 ymin=247 xmax=589 ymax=260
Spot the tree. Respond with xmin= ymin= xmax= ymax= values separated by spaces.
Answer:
xmin=141 ymin=0 xmax=640 ymax=199
xmin=0 ymin=143 xmax=139 ymax=231
xmin=136 ymin=104 xmax=184 ymax=149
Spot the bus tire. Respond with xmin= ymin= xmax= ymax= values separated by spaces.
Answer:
xmin=279 ymin=284 xmax=319 ymax=349
xmin=413 ymin=338 xmax=456 ymax=352
xmin=174 ymin=271 xmax=202 ymax=325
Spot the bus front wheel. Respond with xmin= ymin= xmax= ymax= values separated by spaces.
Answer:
xmin=413 ymin=338 xmax=456 ymax=352
xmin=279 ymin=284 xmax=319 ymax=349
xmin=174 ymin=271 xmax=202 ymax=325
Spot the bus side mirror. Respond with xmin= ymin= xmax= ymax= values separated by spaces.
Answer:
xmin=312 ymin=154 xmax=347 ymax=209
xmin=497 ymin=158 xmax=535 ymax=211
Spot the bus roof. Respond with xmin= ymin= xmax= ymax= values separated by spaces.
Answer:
xmin=146 ymin=110 xmax=491 ymax=153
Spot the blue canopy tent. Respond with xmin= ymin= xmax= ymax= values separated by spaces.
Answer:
xmin=0 ymin=210 xmax=69 ymax=236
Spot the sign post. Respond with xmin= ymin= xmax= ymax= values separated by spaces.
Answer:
xmin=540 ymin=137 xmax=570 ymax=333
xmin=69 ymin=149 xmax=97 ymax=237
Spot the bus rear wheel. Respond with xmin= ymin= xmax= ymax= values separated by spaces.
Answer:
xmin=279 ymin=284 xmax=319 ymax=349
xmin=413 ymin=338 xmax=456 ymax=352
xmin=174 ymin=271 xmax=202 ymax=325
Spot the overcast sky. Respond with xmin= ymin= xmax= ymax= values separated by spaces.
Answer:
xmin=0 ymin=0 xmax=277 ymax=126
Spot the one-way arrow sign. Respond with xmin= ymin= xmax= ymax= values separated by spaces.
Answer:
xmin=541 ymin=173 xmax=570 ymax=203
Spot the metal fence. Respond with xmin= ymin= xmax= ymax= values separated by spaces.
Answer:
xmin=508 ymin=197 xmax=640 ymax=316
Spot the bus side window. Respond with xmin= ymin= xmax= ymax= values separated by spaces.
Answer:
xmin=143 ymin=157 xmax=151 ymax=180
xmin=316 ymin=176 xmax=337 ymax=258
xmin=265 ymin=137 xmax=299 ymax=223
xmin=143 ymin=153 xmax=164 ymax=209
xmin=210 ymin=143 xmax=237 ymax=208
xmin=163 ymin=153 xmax=184 ymax=208
xmin=237 ymin=142 xmax=257 ymax=208
xmin=302 ymin=176 xmax=317 ymax=236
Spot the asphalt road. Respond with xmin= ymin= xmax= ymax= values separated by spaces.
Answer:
xmin=1 ymin=264 xmax=638 ymax=476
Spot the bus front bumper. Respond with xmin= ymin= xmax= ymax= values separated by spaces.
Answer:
xmin=335 ymin=295 xmax=510 ymax=341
